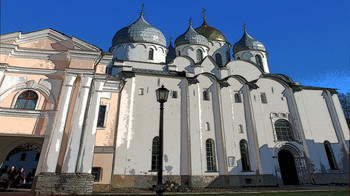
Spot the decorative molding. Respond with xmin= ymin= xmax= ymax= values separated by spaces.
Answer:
xmin=15 ymin=29 xmax=70 ymax=45
xmin=5 ymin=66 xmax=63 ymax=75
xmin=68 ymin=49 xmax=101 ymax=61
xmin=72 ymin=36 xmax=101 ymax=51
xmin=65 ymin=68 xmax=95 ymax=75
xmin=0 ymin=32 xmax=21 ymax=43
xmin=0 ymin=107 xmax=48 ymax=118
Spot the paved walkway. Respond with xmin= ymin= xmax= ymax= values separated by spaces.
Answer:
xmin=0 ymin=185 xmax=348 ymax=195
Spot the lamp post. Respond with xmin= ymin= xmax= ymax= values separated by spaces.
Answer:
xmin=155 ymin=85 xmax=169 ymax=196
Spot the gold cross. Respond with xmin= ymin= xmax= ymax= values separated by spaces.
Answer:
xmin=202 ymin=8 xmax=207 ymax=20
xmin=189 ymin=17 xmax=192 ymax=25
xmin=141 ymin=3 xmax=144 ymax=16
xmin=242 ymin=23 xmax=247 ymax=31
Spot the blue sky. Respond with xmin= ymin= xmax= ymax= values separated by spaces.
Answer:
xmin=1 ymin=0 xmax=349 ymax=93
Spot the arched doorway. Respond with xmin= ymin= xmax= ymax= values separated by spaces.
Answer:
xmin=278 ymin=149 xmax=299 ymax=185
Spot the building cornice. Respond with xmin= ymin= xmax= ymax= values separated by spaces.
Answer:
xmin=68 ymin=49 xmax=101 ymax=61
xmin=0 ymin=107 xmax=49 ymax=118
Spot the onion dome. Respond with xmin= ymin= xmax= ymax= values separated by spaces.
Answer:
xmin=166 ymin=38 xmax=176 ymax=64
xmin=233 ymin=28 xmax=266 ymax=54
xmin=111 ymin=13 xmax=166 ymax=48
xmin=195 ymin=20 xmax=227 ymax=42
xmin=175 ymin=20 xmax=209 ymax=48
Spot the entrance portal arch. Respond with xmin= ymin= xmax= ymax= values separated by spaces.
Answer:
xmin=278 ymin=149 xmax=299 ymax=185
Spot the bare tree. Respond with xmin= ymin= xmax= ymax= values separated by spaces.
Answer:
xmin=338 ymin=92 xmax=350 ymax=119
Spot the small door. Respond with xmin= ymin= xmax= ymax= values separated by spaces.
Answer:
xmin=278 ymin=149 xmax=299 ymax=185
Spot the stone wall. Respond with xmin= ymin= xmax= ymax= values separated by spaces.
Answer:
xmin=33 ymin=173 xmax=94 ymax=195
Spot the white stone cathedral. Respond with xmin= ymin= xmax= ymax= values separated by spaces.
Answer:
xmin=108 ymin=10 xmax=349 ymax=188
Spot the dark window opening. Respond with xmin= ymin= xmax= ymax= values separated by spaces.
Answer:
xmin=234 ymin=93 xmax=241 ymax=103
xmin=215 ymin=53 xmax=222 ymax=66
xmin=172 ymin=91 xmax=178 ymax=98
xmin=97 ymin=105 xmax=106 ymax=127
xmin=92 ymin=167 xmax=102 ymax=182
xmin=260 ymin=92 xmax=267 ymax=103
xmin=324 ymin=141 xmax=338 ymax=170
xmin=203 ymin=89 xmax=210 ymax=101
xmin=196 ymin=49 xmax=203 ymax=63
xmin=255 ymin=54 xmax=263 ymax=70
xmin=240 ymin=140 xmax=251 ymax=171
xmin=149 ymin=48 xmax=154 ymax=60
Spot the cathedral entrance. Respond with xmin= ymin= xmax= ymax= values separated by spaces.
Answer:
xmin=0 ymin=136 xmax=44 ymax=189
xmin=278 ymin=149 xmax=299 ymax=185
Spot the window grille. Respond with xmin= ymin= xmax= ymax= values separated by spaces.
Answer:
xmin=275 ymin=119 xmax=295 ymax=141
xmin=151 ymin=137 xmax=160 ymax=171
xmin=206 ymin=139 xmax=217 ymax=172
xmin=15 ymin=90 xmax=38 ymax=110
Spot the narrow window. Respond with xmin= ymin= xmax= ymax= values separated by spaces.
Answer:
xmin=15 ymin=90 xmax=38 ymax=110
xmin=178 ymin=51 xmax=181 ymax=56
xmin=196 ymin=49 xmax=203 ymax=63
xmin=240 ymin=139 xmax=251 ymax=171
xmin=139 ymin=88 xmax=144 ymax=95
xmin=35 ymin=152 xmax=40 ymax=161
xmin=205 ymin=122 xmax=210 ymax=131
xmin=92 ymin=167 xmax=102 ymax=182
xmin=20 ymin=153 xmax=27 ymax=161
xmin=324 ymin=141 xmax=338 ymax=170
xmin=97 ymin=105 xmax=106 ymax=127
xmin=255 ymin=54 xmax=263 ymax=70
xmin=206 ymin=139 xmax=217 ymax=172
xmin=151 ymin=137 xmax=160 ymax=171
xmin=172 ymin=91 xmax=178 ymax=98
xmin=237 ymin=57 xmax=240 ymax=60
xmin=203 ymin=89 xmax=210 ymax=101
xmin=234 ymin=93 xmax=241 ymax=103
xmin=275 ymin=119 xmax=295 ymax=141
xmin=239 ymin=125 xmax=244 ymax=133
xmin=260 ymin=92 xmax=267 ymax=103
xmin=215 ymin=53 xmax=222 ymax=66
xmin=149 ymin=48 xmax=154 ymax=60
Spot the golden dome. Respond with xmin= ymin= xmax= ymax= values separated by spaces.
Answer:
xmin=195 ymin=20 xmax=227 ymax=42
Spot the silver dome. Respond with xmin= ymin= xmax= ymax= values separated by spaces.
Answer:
xmin=112 ymin=15 xmax=167 ymax=48
xmin=233 ymin=30 xmax=266 ymax=54
xmin=175 ymin=24 xmax=209 ymax=48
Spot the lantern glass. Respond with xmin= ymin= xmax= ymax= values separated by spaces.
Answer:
xmin=156 ymin=85 xmax=169 ymax=103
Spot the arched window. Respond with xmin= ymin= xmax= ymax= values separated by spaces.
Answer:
xmin=206 ymin=139 xmax=217 ymax=171
xmin=15 ymin=90 xmax=38 ymax=110
xmin=151 ymin=137 xmax=159 ymax=171
xmin=240 ymin=139 xmax=251 ymax=171
xmin=196 ymin=49 xmax=203 ymax=63
xmin=178 ymin=51 xmax=181 ymax=56
xmin=324 ymin=141 xmax=338 ymax=170
xmin=149 ymin=48 xmax=154 ymax=60
xmin=275 ymin=120 xmax=295 ymax=141
xmin=215 ymin=53 xmax=222 ymax=66
xmin=234 ymin=93 xmax=241 ymax=103
xmin=255 ymin=55 xmax=263 ymax=70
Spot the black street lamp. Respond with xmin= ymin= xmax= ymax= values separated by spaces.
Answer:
xmin=155 ymin=85 xmax=169 ymax=196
